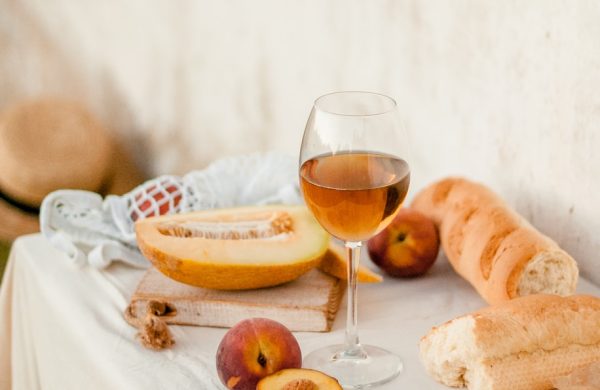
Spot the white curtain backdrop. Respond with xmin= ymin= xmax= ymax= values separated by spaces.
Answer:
xmin=1 ymin=0 xmax=599 ymax=284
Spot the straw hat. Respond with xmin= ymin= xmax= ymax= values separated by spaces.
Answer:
xmin=0 ymin=98 xmax=144 ymax=241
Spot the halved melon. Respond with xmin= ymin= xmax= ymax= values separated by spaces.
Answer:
xmin=135 ymin=205 xmax=330 ymax=290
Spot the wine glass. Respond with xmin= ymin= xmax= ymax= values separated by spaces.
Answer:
xmin=299 ymin=91 xmax=410 ymax=388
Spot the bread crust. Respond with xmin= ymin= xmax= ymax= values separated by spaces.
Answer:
xmin=412 ymin=177 xmax=577 ymax=304
xmin=420 ymin=294 xmax=600 ymax=389
xmin=472 ymin=295 xmax=600 ymax=355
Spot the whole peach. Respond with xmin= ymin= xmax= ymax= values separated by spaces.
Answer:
xmin=367 ymin=208 xmax=439 ymax=277
xmin=216 ymin=318 xmax=302 ymax=390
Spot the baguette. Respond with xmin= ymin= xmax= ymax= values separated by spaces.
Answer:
xmin=419 ymin=294 xmax=600 ymax=390
xmin=552 ymin=360 xmax=600 ymax=389
xmin=412 ymin=177 xmax=578 ymax=304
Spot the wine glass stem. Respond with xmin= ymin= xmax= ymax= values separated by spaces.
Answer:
xmin=344 ymin=240 xmax=364 ymax=358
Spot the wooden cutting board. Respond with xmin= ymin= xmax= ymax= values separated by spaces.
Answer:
xmin=124 ymin=267 xmax=345 ymax=332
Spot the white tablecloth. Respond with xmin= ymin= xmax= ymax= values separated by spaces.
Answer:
xmin=1 ymin=234 xmax=599 ymax=390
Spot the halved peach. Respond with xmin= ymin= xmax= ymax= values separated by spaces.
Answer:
xmin=257 ymin=368 xmax=342 ymax=390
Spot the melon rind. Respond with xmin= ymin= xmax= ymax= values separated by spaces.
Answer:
xmin=135 ymin=205 xmax=330 ymax=290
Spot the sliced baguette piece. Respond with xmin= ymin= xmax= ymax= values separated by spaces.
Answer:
xmin=412 ymin=177 xmax=578 ymax=304
xmin=419 ymin=294 xmax=600 ymax=390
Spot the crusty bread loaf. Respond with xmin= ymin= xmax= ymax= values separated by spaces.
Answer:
xmin=552 ymin=360 xmax=600 ymax=389
xmin=412 ymin=177 xmax=578 ymax=304
xmin=419 ymin=294 xmax=600 ymax=390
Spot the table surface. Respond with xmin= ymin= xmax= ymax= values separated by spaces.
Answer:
xmin=1 ymin=234 xmax=599 ymax=390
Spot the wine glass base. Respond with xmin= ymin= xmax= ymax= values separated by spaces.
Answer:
xmin=303 ymin=344 xmax=403 ymax=389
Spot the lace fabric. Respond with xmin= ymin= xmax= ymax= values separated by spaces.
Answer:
xmin=39 ymin=153 xmax=302 ymax=268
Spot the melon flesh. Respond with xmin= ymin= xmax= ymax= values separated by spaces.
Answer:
xmin=135 ymin=205 xmax=330 ymax=290
xmin=318 ymin=242 xmax=383 ymax=283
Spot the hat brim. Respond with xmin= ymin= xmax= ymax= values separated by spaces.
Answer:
xmin=0 ymin=197 xmax=39 ymax=241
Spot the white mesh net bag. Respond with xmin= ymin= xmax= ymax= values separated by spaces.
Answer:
xmin=39 ymin=152 xmax=302 ymax=268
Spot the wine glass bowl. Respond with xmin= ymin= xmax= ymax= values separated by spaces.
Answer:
xmin=299 ymin=91 xmax=409 ymax=388
xmin=300 ymin=151 xmax=410 ymax=242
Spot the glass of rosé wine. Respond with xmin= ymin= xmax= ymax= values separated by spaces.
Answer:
xmin=299 ymin=91 xmax=409 ymax=388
